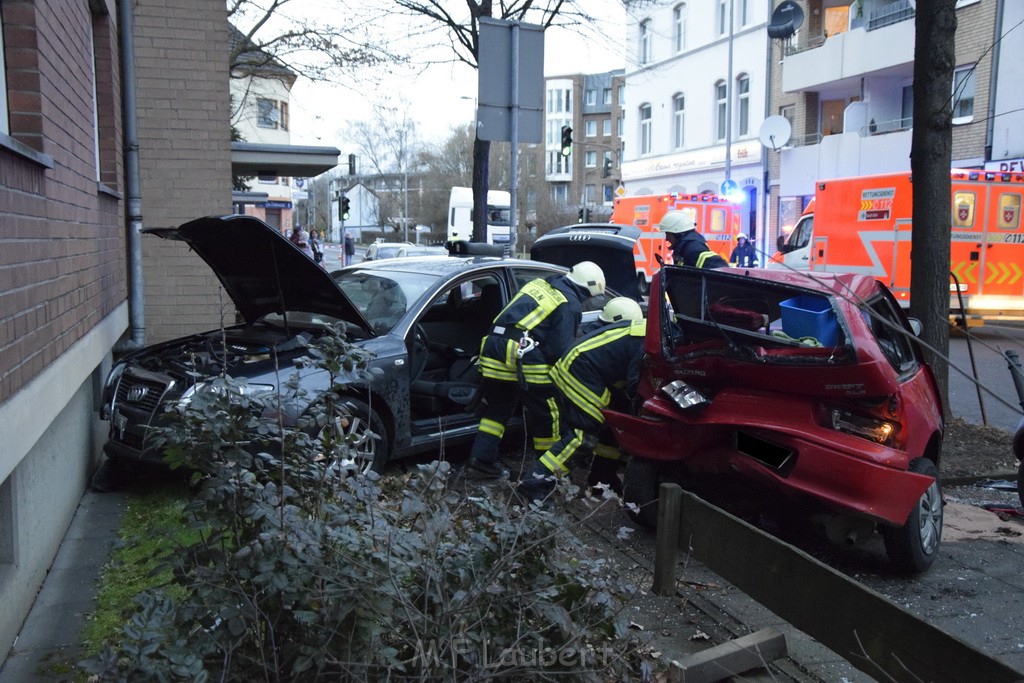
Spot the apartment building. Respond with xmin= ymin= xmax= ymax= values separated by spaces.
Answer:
xmin=767 ymin=0 xmax=997 ymax=247
xmin=621 ymin=0 xmax=770 ymax=241
xmin=544 ymin=70 xmax=625 ymax=217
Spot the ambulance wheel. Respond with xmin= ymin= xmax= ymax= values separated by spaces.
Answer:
xmin=623 ymin=457 xmax=663 ymax=529
xmin=881 ymin=457 xmax=943 ymax=574
xmin=637 ymin=274 xmax=650 ymax=297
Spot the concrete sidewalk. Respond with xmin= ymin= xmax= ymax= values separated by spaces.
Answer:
xmin=0 ymin=491 xmax=125 ymax=682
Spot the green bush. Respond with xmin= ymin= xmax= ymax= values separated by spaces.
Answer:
xmin=82 ymin=331 xmax=644 ymax=681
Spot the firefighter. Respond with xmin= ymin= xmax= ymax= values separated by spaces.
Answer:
xmin=729 ymin=234 xmax=759 ymax=268
xmin=658 ymin=210 xmax=729 ymax=269
xmin=579 ymin=294 xmax=643 ymax=336
xmin=466 ymin=261 xmax=607 ymax=478
xmin=518 ymin=298 xmax=646 ymax=503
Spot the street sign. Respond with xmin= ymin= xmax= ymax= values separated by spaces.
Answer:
xmin=721 ymin=179 xmax=739 ymax=196
xmin=477 ymin=18 xmax=544 ymax=143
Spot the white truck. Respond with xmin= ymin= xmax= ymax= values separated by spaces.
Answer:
xmin=447 ymin=186 xmax=512 ymax=244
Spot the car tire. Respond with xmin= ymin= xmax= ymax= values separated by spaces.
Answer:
xmin=311 ymin=397 xmax=389 ymax=476
xmin=637 ymin=273 xmax=650 ymax=297
xmin=623 ymin=457 xmax=663 ymax=529
xmin=881 ymin=457 xmax=943 ymax=574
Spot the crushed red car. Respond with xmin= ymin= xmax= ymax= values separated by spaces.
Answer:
xmin=606 ymin=265 xmax=945 ymax=573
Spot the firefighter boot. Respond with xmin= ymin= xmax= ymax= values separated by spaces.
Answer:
xmin=587 ymin=455 xmax=623 ymax=497
xmin=517 ymin=463 xmax=557 ymax=508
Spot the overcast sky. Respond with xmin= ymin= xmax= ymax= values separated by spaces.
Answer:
xmin=287 ymin=0 xmax=629 ymax=150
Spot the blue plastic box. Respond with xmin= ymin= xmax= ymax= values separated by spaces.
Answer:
xmin=779 ymin=295 xmax=840 ymax=346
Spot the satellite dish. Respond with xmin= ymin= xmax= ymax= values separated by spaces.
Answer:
xmin=758 ymin=115 xmax=792 ymax=151
xmin=767 ymin=0 xmax=805 ymax=39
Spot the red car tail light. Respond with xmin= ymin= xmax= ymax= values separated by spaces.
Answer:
xmin=828 ymin=406 xmax=898 ymax=446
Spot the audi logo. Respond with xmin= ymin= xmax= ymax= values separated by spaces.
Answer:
xmin=569 ymin=234 xmax=593 ymax=241
xmin=126 ymin=386 xmax=150 ymax=403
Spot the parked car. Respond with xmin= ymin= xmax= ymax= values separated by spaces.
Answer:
xmin=362 ymin=241 xmax=415 ymax=262
xmin=605 ymin=265 xmax=945 ymax=573
xmin=99 ymin=215 xmax=627 ymax=475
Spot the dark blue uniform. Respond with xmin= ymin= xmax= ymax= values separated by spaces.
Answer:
xmin=670 ymin=230 xmax=728 ymax=269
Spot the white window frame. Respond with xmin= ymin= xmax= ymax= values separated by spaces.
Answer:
xmin=639 ymin=20 xmax=652 ymax=64
xmin=603 ymin=88 xmax=612 ymax=105
xmin=674 ymin=4 xmax=686 ymax=52
xmin=952 ymin=65 xmax=975 ymax=124
xmin=673 ymin=93 xmax=685 ymax=150
xmin=257 ymin=98 xmax=280 ymax=128
xmin=585 ymin=150 xmax=597 ymax=167
xmin=717 ymin=0 xmax=727 ymax=36
xmin=715 ymin=81 xmax=727 ymax=142
xmin=585 ymin=89 xmax=597 ymax=106
xmin=739 ymin=0 xmax=750 ymax=26
xmin=640 ymin=104 xmax=652 ymax=155
xmin=603 ymin=118 xmax=612 ymax=136
xmin=736 ymin=74 xmax=750 ymax=136
xmin=585 ymin=120 xmax=597 ymax=137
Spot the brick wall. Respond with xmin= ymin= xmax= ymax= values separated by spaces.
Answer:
xmin=951 ymin=0 xmax=995 ymax=163
xmin=133 ymin=0 xmax=232 ymax=343
xmin=0 ymin=0 xmax=125 ymax=404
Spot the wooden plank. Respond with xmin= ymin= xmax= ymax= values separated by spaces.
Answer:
xmin=653 ymin=483 xmax=682 ymax=595
xmin=669 ymin=628 xmax=787 ymax=683
xmin=666 ymin=490 xmax=1023 ymax=682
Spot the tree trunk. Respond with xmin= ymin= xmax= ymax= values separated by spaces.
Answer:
xmin=910 ymin=1 xmax=957 ymax=415
xmin=472 ymin=136 xmax=490 ymax=242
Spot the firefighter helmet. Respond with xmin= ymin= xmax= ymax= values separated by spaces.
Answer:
xmin=599 ymin=297 xmax=643 ymax=323
xmin=658 ymin=210 xmax=697 ymax=234
xmin=566 ymin=261 xmax=606 ymax=297
xmin=737 ymin=233 xmax=748 ymax=242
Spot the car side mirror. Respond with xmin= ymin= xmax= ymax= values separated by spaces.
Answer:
xmin=907 ymin=318 xmax=923 ymax=337
xmin=776 ymin=234 xmax=787 ymax=253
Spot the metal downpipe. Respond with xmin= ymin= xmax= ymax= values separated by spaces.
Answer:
xmin=118 ymin=0 xmax=144 ymax=350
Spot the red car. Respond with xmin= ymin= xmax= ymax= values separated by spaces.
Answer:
xmin=606 ymin=265 xmax=945 ymax=573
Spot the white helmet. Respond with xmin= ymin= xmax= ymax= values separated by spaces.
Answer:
xmin=599 ymin=297 xmax=643 ymax=323
xmin=566 ymin=261 xmax=606 ymax=297
xmin=658 ymin=210 xmax=697 ymax=234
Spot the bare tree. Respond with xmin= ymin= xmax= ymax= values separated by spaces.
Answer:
xmin=910 ymin=1 xmax=957 ymax=412
xmin=383 ymin=1 xmax=604 ymax=242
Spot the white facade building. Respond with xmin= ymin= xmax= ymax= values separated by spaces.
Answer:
xmin=622 ymin=0 xmax=769 ymax=239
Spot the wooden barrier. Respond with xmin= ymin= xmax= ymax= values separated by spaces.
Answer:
xmin=653 ymin=483 xmax=1024 ymax=682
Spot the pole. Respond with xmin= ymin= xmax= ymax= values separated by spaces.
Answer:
xmin=403 ymin=167 xmax=409 ymax=243
xmin=725 ymin=0 xmax=735 ymax=183
xmin=508 ymin=23 xmax=520 ymax=256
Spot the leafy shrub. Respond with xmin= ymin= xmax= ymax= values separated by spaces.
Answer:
xmin=82 ymin=331 xmax=644 ymax=681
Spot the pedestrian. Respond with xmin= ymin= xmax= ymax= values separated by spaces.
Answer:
xmin=310 ymin=229 xmax=324 ymax=265
xmin=658 ymin=210 xmax=728 ymax=269
xmin=729 ymin=234 xmax=759 ymax=268
xmin=344 ymin=234 xmax=355 ymax=266
xmin=518 ymin=297 xmax=647 ymax=504
xmin=289 ymin=225 xmax=314 ymax=259
xmin=466 ymin=261 xmax=607 ymax=478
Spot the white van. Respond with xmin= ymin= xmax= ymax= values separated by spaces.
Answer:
xmin=447 ymin=186 xmax=512 ymax=244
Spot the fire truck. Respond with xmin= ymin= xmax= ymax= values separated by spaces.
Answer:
xmin=611 ymin=193 xmax=742 ymax=294
xmin=769 ymin=170 xmax=1024 ymax=321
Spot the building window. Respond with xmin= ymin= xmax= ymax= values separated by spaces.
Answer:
xmin=715 ymin=81 xmax=727 ymax=142
xmin=673 ymin=94 xmax=685 ymax=149
xmin=736 ymin=74 xmax=750 ymax=136
xmin=604 ymin=184 xmax=614 ymax=203
xmin=564 ymin=89 xmax=572 ymax=113
xmin=639 ymin=20 xmax=651 ymax=64
xmin=617 ymin=115 xmax=624 ymax=136
xmin=257 ymin=98 xmax=288 ymax=129
xmin=739 ymin=0 xmax=750 ymax=26
xmin=552 ymin=184 xmax=568 ymax=204
xmin=585 ymin=120 xmax=597 ymax=137
xmin=603 ymin=88 xmax=612 ymax=104
xmin=952 ymin=65 xmax=975 ymax=123
xmin=585 ymin=150 xmax=597 ymax=167
xmin=674 ymin=4 xmax=687 ymax=52
xmin=0 ymin=13 xmax=7 ymax=135
xmin=584 ymin=184 xmax=597 ymax=203
xmin=901 ymin=84 xmax=914 ymax=128
xmin=717 ymin=0 xmax=727 ymax=36
xmin=640 ymin=104 xmax=652 ymax=155
xmin=617 ymin=85 xmax=625 ymax=104
xmin=585 ymin=89 xmax=597 ymax=106
xmin=603 ymin=118 xmax=612 ymax=136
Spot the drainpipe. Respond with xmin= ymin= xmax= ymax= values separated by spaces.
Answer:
xmin=985 ymin=0 xmax=1005 ymax=162
xmin=117 ymin=0 xmax=144 ymax=350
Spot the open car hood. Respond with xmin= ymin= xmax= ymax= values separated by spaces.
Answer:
xmin=145 ymin=215 xmax=373 ymax=334
xmin=530 ymin=223 xmax=643 ymax=301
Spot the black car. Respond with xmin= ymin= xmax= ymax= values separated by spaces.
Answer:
xmin=100 ymin=215 xmax=636 ymax=474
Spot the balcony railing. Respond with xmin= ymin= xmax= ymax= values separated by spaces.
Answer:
xmin=868 ymin=0 xmax=915 ymax=30
xmin=860 ymin=117 xmax=912 ymax=136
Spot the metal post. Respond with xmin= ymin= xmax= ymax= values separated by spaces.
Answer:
xmin=508 ymin=23 xmax=520 ymax=256
xmin=403 ymin=167 xmax=409 ymax=243
xmin=725 ymin=0 xmax=735 ymax=184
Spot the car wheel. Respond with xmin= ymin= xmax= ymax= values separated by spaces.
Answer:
xmin=881 ymin=457 xmax=943 ymax=573
xmin=637 ymin=273 xmax=650 ymax=297
xmin=312 ymin=397 xmax=389 ymax=476
xmin=623 ymin=457 xmax=663 ymax=529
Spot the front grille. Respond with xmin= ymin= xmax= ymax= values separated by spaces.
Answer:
xmin=115 ymin=373 xmax=167 ymax=416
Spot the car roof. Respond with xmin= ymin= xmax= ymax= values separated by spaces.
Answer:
xmin=353 ymin=254 xmax=566 ymax=278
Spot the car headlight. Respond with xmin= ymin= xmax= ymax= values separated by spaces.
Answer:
xmin=179 ymin=381 xmax=275 ymax=405
xmin=660 ymin=380 xmax=710 ymax=411
xmin=829 ymin=408 xmax=895 ymax=445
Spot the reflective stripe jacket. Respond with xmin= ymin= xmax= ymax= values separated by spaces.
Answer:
xmin=550 ymin=319 xmax=647 ymax=423
xmin=478 ymin=275 xmax=586 ymax=384
xmin=670 ymin=231 xmax=728 ymax=269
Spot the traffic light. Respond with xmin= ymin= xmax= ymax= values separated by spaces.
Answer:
xmin=602 ymin=157 xmax=613 ymax=178
xmin=341 ymin=196 xmax=351 ymax=221
xmin=560 ymin=126 xmax=573 ymax=157
xmin=577 ymin=207 xmax=590 ymax=223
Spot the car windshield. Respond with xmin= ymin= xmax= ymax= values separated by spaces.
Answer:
xmin=377 ymin=246 xmax=405 ymax=259
xmin=334 ymin=269 xmax=439 ymax=333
